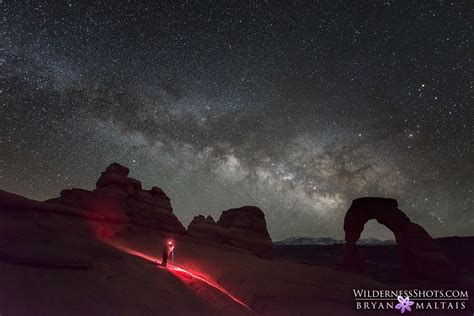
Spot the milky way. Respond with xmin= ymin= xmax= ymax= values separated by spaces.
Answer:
xmin=1 ymin=1 xmax=472 ymax=240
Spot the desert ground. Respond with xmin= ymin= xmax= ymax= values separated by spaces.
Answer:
xmin=0 ymin=189 xmax=472 ymax=315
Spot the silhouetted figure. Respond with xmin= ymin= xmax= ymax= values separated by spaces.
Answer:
xmin=160 ymin=240 xmax=175 ymax=267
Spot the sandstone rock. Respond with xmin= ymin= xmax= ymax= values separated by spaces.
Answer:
xmin=343 ymin=197 xmax=456 ymax=281
xmin=188 ymin=206 xmax=274 ymax=253
xmin=95 ymin=163 xmax=131 ymax=192
xmin=129 ymin=190 xmax=173 ymax=211
xmin=55 ymin=188 xmax=129 ymax=222
xmin=1 ymin=190 xmax=105 ymax=221
xmin=218 ymin=206 xmax=269 ymax=236
xmin=125 ymin=191 xmax=184 ymax=232
xmin=48 ymin=163 xmax=186 ymax=234
xmin=205 ymin=215 xmax=215 ymax=223
xmin=188 ymin=215 xmax=226 ymax=243
xmin=150 ymin=186 xmax=170 ymax=200
xmin=192 ymin=215 xmax=206 ymax=223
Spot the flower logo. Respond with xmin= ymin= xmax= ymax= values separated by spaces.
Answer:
xmin=395 ymin=296 xmax=414 ymax=314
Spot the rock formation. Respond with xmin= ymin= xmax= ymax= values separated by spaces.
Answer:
xmin=2 ymin=161 xmax=276 ymax=253
xmin=188 ymin=206 xmax=274 ymax=253
xmin=45 ymin=163 xmax=274 ymax=252
xmin=343 ymin=197 xmax=455 ymax=281
xmin=48 ymin=163 xmax=186 ymax=234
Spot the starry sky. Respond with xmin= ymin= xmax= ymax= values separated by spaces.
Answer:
xmin=1 ymin=1 xmax=472 ymax=240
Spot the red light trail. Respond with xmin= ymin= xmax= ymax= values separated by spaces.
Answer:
xmin=107 ymin=242 xmax=253 ymax=312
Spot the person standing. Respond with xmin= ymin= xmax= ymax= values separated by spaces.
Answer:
xmin=160 ymin=240 xmax=174 ymax=267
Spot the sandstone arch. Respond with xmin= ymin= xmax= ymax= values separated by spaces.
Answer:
xmin=343 ymin=197 xmax=455 ymax=281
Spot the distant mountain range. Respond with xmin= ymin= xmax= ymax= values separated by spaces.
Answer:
xmin=275 ymin=236 xmax=396 ymax=245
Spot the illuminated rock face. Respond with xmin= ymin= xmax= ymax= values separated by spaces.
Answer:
xmin=343 ymin=197 xmax=455 ymax=281
xmin=188 ymin=206 xmax=274 ymax=253
xmin=48 ymin=163 xmax=186 ymax=234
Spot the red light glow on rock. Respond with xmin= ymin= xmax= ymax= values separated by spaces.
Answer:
xmin=107 ymin=242 xmax=253 ymax=312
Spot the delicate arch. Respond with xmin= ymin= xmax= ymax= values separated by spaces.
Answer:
xmin=342 ymin=197 xmax=454 ymax=281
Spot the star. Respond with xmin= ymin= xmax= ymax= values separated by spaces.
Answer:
xmin=1 ymin=1 xmax=471 ymax=240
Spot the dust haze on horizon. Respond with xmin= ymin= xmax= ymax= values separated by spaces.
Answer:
xmin=1 ymin=1 xmax=472 ymax=240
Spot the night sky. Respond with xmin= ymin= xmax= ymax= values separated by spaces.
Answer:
xmin=1 ymin=1 xmax=472 ymax=240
